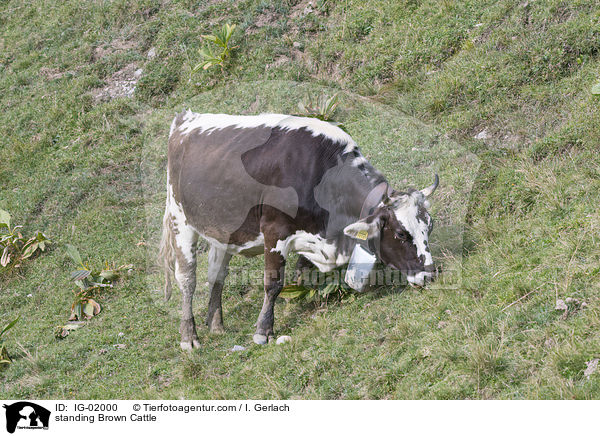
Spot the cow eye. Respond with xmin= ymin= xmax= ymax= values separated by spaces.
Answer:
xmin=394 ymin=232 xmax=408 ymax=241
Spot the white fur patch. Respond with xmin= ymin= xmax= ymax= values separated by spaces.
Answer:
xmin=394 ymin=196 xmax=433 ymax=266
xmin=277 ymin=116 xmax=355 ymax=146
xmin=350 ymin=155 xmax=368 ymax=167
xmin=178 ymin=112 xmax=287 ymax=136
xmin=406 ymin=271 xmax=433 ymax=286
xmin=169 ymin=116 xmax=178 ymax=137
xmin=176 ymin=111 xmax=356 ymax=149
xmin=271 ymin=231 xmax=350 ymax=272
xmin=166 ymin=172 xmax=196 ymax=264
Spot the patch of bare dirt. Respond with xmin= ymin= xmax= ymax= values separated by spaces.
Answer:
xmin=39 ymin=67 xmax=66 ymax=80
xmin=92 ymin=38 xmax=137 ymax=62
xmin=290 ymin=0 xmax=316 ymax=20
xmin=245 ymin=8 xmax=282 ymax=35
xmin=90 ymin=63 xmax=142 ymax=102
xmin=265 ymin=55 xmax=291 ymax=70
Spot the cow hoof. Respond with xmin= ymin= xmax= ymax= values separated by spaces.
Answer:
xmin=253 ymin=334 xmax=268 ymax=345
xmin=207 ymin=311 xmax=225 ymax=334
xmin=180 ymin=339 xmax=201 ymax=350
xmin=209 ymin=325 xmax=225 ymax=334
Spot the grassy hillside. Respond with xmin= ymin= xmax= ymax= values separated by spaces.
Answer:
xmin=1 ymin=0 xmax=599 ymax=399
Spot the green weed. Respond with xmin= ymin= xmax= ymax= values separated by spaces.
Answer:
xmin=0 ymin=209 xmax=49 ymax=270
xmin=193 ymin=23 xmax=238 ymax=72
xmin=0 ymin=317 xmax=20 ymax=368
xmin=296 ymin=93 xmax=340 ymax=121
xmin=64 ymin=244 xmax=131 ymax=323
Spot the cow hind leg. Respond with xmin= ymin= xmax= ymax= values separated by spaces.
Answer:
xmin=205 ymin=245 xmax=232 ymax=334
xmin=174 ymin=227 xmax=200 ymax=350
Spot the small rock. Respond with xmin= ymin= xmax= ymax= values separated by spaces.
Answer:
xmin=584 ymin=358 xmax=599 ymax=379
xmin=474 ymin=129 xmax=489 ymax=140
xmin=134 ymin=68 xmax=143 ymax=79
xmin=26 ymin=294 xmax=33 ymax=298
xmin=118 ymin=332 xmax=125 ymax=337
xmin=147 ymin=47 xmax=156 ymax=59
xmin=474 ymin=23 xmax=483 ymax=27
xmin=555 ymin=299 xmax=567 ymax=311
xmin=292 ymin=41 xmax=303 ymax=49
xmin=113 ymin=343 xmax=126 ymax=349
xmin=231 ymin=345 xmax=246 ymax=352
xmin=276 ymin=335 xmax=292 ymax=345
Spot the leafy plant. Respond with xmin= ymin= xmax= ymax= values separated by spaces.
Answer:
xmin=0 ymin=316 xmax=19 ymax=368
xmin=193 ymin=23 xmax=238 ymax=72
xmin=65 ymin=244 xmax=131 ymax=322
xmin=279 ymin=272 xmax=354 ymax=303
xmin=297 ymin=93 xmax=340 ymax=121
xmin=0 ymin=209 xmax=49 ymax=269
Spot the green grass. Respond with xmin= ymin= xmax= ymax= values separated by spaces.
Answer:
xmin=1 ymin=0 xmax=599 ymax=399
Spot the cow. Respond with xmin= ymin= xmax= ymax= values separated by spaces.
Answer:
xmin=159 ymin=111 xmax=438 ymax=349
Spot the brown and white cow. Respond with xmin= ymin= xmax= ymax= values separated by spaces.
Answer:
xmin=159 ymin=111 xmax=438 ymax=349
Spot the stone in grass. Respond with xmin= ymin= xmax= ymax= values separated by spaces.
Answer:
xmin=584 ymin=358 xmax=599 ymax=379
xmin=276 ymin=335 xmax=292 ymax=345
xmin=474 ymin=129 xmax=489 ymax=140
xmin=231 ymin=345 xmax=246 ymax=352
xmin=555 ymin=299 xmax=568 ymax=311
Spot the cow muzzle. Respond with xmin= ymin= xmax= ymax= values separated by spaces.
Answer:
xmin=406 ymin=268 xmax=435 ymax=287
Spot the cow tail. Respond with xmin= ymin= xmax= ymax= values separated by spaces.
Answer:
xmin=158 ymin=198 xmax=175 ymax=301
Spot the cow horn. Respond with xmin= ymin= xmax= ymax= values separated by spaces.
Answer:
xmin=420 ymin=174 xmax=439 ymax=197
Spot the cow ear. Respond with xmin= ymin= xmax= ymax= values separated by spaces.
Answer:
xmin=343 ymin=208 xmax=388 ymax=240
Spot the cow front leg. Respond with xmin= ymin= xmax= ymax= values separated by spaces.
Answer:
xmin=205 ymin=245 xmax=232 ymax=334
xmin=174 ymin=230 xmax=200 ymax=350
xmin=253 ymin=247 xmax=286 ymax=345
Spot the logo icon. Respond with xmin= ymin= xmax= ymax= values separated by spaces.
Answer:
xmin=3 ymin=402 xmax=50 ymax=434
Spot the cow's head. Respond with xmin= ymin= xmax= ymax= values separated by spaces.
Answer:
xmin=344 ymin=175 xmax=438 ymax=286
